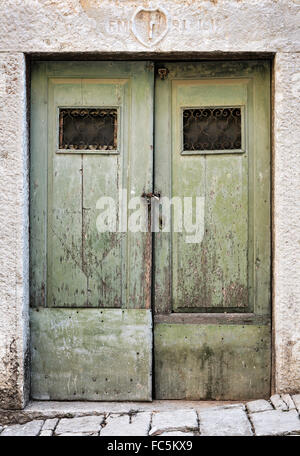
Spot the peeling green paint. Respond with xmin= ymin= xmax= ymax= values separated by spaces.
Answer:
xmin=155 ymin=323 xmax=271 ymax=400
xmin=31 ymin=308 xmax=152 ymax=401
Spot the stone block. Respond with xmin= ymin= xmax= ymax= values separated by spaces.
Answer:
xmin=42 ymin=418 xmax=58 ymax=431
xmin=246 ymin=399 xmax=273 ymax=413
xmin=199 ymin=407 xmax=252 ymax=436
xmin=39 ymin=430 xmax=53 ymax=436
xmin=150 ymin=410 xmax=198 ymax=436
xmin=270 ymin=394 xmax=288 ymax=411
xmin=250 ymin=410 xmax=300 ymax=436
xmin=1 ymin=420 xmax=43 ymax=436
xmin=100 ymin=412 xmax=151 ymax=436
xmin=55 ymin=415 xmax=103 ymax=435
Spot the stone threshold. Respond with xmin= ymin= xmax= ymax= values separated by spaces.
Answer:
xmin=0 ymin=400 xmax=245 ymax=425
xmin=1 ymin=395 xmax=300 ymax=436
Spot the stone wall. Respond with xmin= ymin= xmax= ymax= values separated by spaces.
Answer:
xmin=0 ymin=0 xmax=298 ymax=53
xmin=274 ymin=52 xmax=300 ymax=394
xmin=0 ymin=0 xmax=299 ymax=408
xmin=0 ymin=54 xmax=29 ymax=409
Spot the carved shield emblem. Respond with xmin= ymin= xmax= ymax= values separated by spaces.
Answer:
xmin=131 ymin=7 xmax=169 ymax=47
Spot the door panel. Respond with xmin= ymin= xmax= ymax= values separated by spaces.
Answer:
xmin=47 ymin=78 xmax=126 ymax=308
xmin=172 ymin=80 xmax=249 ymax=311
xmin=31 ymin=308 xmax=152 ymax=401
xmin=154 ymin=61 xmax=271 ymax=399
xmin=30 ymin=62 xmax=153 ymax=400
xmin=154 ymin=324 xmax=270 ymax=400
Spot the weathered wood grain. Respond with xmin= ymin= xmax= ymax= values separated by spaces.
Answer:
xmin=31 ymin=308 xmax=152 ymax=401
xmin=30 ymin=62 xmax=154 ymax=308
xmin=154 ymin=323 xmax=271 ymax=400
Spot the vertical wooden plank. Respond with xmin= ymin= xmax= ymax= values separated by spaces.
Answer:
xmin=30 ymin=62 xmax=47 ymax=307
xmin=204 ymin=154 xmax=248 ymax=308
xmin=127 ymin=62 xmax=154 ymax=309
xmin=81 ymin=78 xmax=128 ymax=307
xmin=253 ymin=62 xmax=271 ymax=316
xmin=48 ymin=79 xmax=87 ymax=306
xmin=154 ymin=67 xmax=172 ymax=314
xmin=172 ymin=153 xmax=206 ymax=310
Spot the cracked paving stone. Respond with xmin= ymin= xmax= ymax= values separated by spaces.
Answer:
xmin=281 ymin=394 xmax=296 ymax=410
xmin=246 ymin=399 xmax=273 ymax=413
xmin=150 ymin=410 xmax=198 ymax=436
xmin=292 ymin=394 xmax=300 ymax=412
xmin=100 ymin=412 xmax=151 ymax=436
xmin=199 ymin=407 xmax=252 ymax=436
xmin=42 ymin=418 xmax=59 ymax=431
xmin=250 ymin=410 xmax=300 ymax=436
xmin=270 ymin=394 xmax=288 ymax=411
xmin=1 ymin=420 xmax=44 ymax=436
xmin=55 ymin=415 xmax=103 ymax=435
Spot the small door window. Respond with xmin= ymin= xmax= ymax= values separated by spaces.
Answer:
xmin=182 ymin=106 xmax=242 ymax=154
xmin=58 ymin=108 xmax=118 ymax=153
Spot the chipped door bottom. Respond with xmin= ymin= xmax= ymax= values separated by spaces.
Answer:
xmin=154 ymin=323 xmax=271 ymax=400
xmin=30 ymin=308 xmax=152 ymax=401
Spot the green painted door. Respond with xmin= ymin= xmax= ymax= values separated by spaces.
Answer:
xmin=154 ymin=61 xmax=271 ymax=400
xmin=30 ymin=60 xmax=271 ymax=401
xmin=30 ymin=61 xmax=154 ymax=400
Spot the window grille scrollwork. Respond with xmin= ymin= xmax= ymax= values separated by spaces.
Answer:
xmin=183 ymin=107 xmax=242 ymax=152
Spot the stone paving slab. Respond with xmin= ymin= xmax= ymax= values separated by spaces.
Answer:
xmin=246 ymin=399 xmax=273 ymax=413
xmin=270 ymin=394 xmax=289 ymax=411
xmin=1 ymin=397 xmax=300 ymax=436
xmin=150 ymin=410 xmax=198 ymax=436
xmin=199 ymin=406 xmax=252 ymax=436
xmin=55 ymin=415 xmax=104 ymax=436
xmin=42 ymin=418 xmax=58 ymax=431
xmin=281 ymin=394 xmax=296 ymax=410
xmin=1 ymin=420 xmax=44 ymax=436
xmin=292 ymin=394 xmax=300 ymax=412
xmin=100 ymin=413 xmax=151 ymax=436
xmin=40 ymin=430 xmax=53 ymax=436
xmin=250 ymin=410 xmax=300 ymax=436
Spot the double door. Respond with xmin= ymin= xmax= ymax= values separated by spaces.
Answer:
xmin=30 ymin=60 xmax=271 ymax=400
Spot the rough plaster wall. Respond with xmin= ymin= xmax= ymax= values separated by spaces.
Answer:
xmin=274 ymin=52 xmax=300 ymax=394
xmin=0 ymin=0 xmax=298 ymax=53
xmin=0 ymin=54 xmax=29 ymax=409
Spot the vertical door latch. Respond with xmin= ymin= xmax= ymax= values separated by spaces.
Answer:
xmin=141 ymin=192 xmax=161 ymax=204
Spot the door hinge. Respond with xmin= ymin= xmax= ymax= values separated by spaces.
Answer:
xmin=157 ymin=67 xmax=169 ymax=80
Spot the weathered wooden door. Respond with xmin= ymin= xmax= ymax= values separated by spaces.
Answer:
xmin=30 ymin=62 xmax=154 ymax=400
xmin=31 ymin=60 xmax=271 ymax=401
xmin=154 ymin=61 xmax=271 ymax=400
